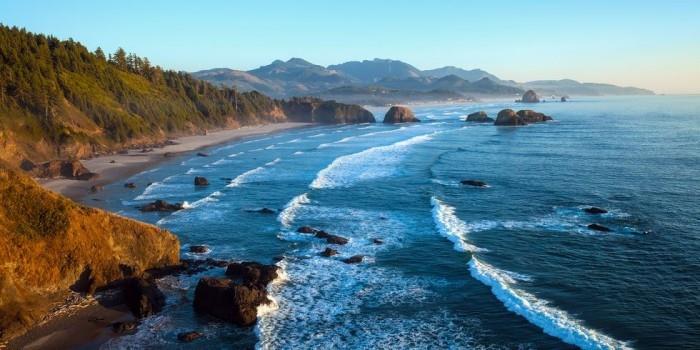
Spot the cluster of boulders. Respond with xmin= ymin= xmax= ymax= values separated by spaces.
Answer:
xmin=583 ymin=206 xmax=613 ymax=232
xmin=139 ymin=200 xmax=184 ymax=212
xmin=21 ymin=159 xmax=99 ymax=180
xmin=464 ymin=109 xmax=553 ymax=126
xmin=383 ymin=106 xmax=421 ymax=123
xmin=296 ymin=226 xmax=384 ymax=265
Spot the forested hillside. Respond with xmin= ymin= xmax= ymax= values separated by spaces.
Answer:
xmin=0 ymin=25 xmax=372 ymax=165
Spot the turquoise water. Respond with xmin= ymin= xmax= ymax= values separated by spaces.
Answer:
xmin=96 ymin=96 xmax=700 ymax=349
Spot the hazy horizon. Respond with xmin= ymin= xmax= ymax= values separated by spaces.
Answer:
xmin=1 ymin=0 xmax=698 ymax=94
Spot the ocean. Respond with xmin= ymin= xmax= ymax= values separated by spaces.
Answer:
xmin=94 ymin=95 xmax=700 ymax=349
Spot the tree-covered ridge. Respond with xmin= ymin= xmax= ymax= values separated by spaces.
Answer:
xmin=0 ymin=24 xmax=373 ymax=164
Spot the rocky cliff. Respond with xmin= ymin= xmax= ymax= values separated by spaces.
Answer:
xmin=0 ymin=162 xmax=180 ymax=341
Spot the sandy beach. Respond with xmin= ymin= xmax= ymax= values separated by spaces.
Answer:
xmin=38 ymin=122 xmax=311 ymax=201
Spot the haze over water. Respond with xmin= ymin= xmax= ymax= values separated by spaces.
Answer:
xmin=94 ymin=95 xmax=700 ymax=349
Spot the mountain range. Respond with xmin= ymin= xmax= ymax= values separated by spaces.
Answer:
xmin=193 ymin=58 xmax=654 ymax=105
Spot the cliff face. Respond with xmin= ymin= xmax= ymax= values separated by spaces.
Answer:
xmin=0 ymin=162 xmax=180 ymax=340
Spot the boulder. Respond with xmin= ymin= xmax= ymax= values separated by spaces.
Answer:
xmin=372 ymin=238 xmax=384 ymax=245
xmin=516 ymin=110 xmax=553 ymax=123
xmin=122 ymin=278 xmax=166 ymax=318
xmin=588 ymin=223 xmax=611 ymax=232
xmin=383 ymin=106 xmax=420 ymax=123
xmin=112 ymin=321 xmax=139 ymax=334
xmin=561 ymin=96 xmax=568 ymax=102
xmin=321 ymin=247 xmax=338 ymax=257
xmin=494 ymin=109 xmax=526 ymax=126
xmin=461 ymin=179 xmax=488 ymax=187
xmin=343 ymin=255 xmax=364 ymax=264
xmin=196 ymin=152 xmax=209 ymax=157
xmin=584 ymin=207 xmax=608 ymax=214
xmin=140 ymin=200 xmax=184 ymax=212
xmin=225 ymin=261 xmax=279 ymax=287
xmin=521 ymin=90 xmax=540 ymax=103
xmin=246 ymin=208 xmax=276 ymax=214
xmin=193 ymin=277 xmax=270 ymax=326
xmin=124 ymin=182 xmax=137 ymax=189
xmin=297 ymin=226 xmax=317 ymax=234
xmin=189 ymin=245 xmax=209 ymax=254
xmin=466 ymin=111 xmax=494 ymax=123
xmin=177 ymin=331 xmax=203 ymax=342
xmin=194 ymin=176 xmax=209 ymax=186
xmin=315 ymin=231 xmax=349 ymax=245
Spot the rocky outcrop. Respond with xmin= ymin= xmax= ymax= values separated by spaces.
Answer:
xmin=281 ymin=97 xmax=376 ymax=124
xmin=297 ymin=226 xmax=349 ymax=245
xmin=122 ymin=277 xmax=166 ymax=318
xmin=321 ymin=247 xmax=338 ymax=257
xmin=193 ymin=261 xmax=279 ymax=326
xmin=588 ymin=223 xmax=611 ymax=232
xmin=124 ymin=182 xmax=136 ymax=188
xmin=466 ymin=111 xmax=494 ymax=123
xmin=561 ymin=96 xmax=568 ymax=102
xmin=584 ymin=207 xmax=608 ymax=214
xmin=494 ymin=109 xmax=526 ymax=126
xmin=516 ymin=110 xmax=553 ymax=123
xmin=194 ymin=176 xmax=209 ymax=186
xmin=189 ymin=245 xmax=209 ymax=254
xmin=520 ymin=90 xmax=540 ymax=103
xmin=383 ymin=106 xmax=420 ymax=123
xmin=140 ymin=200 xmax=184 ymax=212
xmin=461 ymin=179 xmax=488 ymax=187
xmin=343 ymin=255 xmax=364 ymax=264
xmin=0 ymin=162 xmax=179 ymax=341
xmin=31 ymin=160 xmax=99 ymax=180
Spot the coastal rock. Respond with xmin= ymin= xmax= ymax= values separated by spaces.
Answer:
xmin=33 ymin=159 xmax=98 ymax=180
xmin=124 ymin=182 xmax=136 ymax=188
xmin=177 ymin=331 xmax=203 ymax=342
xmin=315 ymin=231 xmax=349 ymax=245
xmin=561 ymin=96 xmax=568 ymax=102
xmin=193 ymin=277 xmax=270 ymax=326
xmin=111 ymin=321 xmax=139 ymax=334
xmin=466 ymin=111 xmax=494 ymax=123
xmin=225 ymin=261 xmax=279 ymax=287
xmin=343 ymin=255 xmax=364 ymax=264
xmin=372 ymin=238 xmax=384 ymax=245
xmin=196 ymin=152 xmax=209 ymax=157
xmin=281 ymin=97 xmax=376 ymax=124
xmin=584 ymin=207 xmax=608 ymax=214
xmin=194 ymin=176 xmax=209 ymax=186
xmin=461 ymin=179 xmax=488 ymax=187
xmin=297 ymin=226 xmax=317 ymax=234
xmin=588 ymin=223 xmax=612 ymax=232
xmin=140 ymin=200 xmax=184 ymax=212
xmin=521 ymin=90 xmax=540 ymax=103
xmin=383 ymin=106 xmax=420 ymax=123
xmin=494 ymin=109 xmax=526 ymax=126
xmin=321 ymin=247 xmax=338 ymax=257
xmin=189 ymin=245 xmax=209 ymax=254
xmin=90 ymin=184 xmax=104 ymax=193
xmin=516 ymin=110 xmax=553 ymax=123
xmin=122 ymin=277 xmax=166 ymax=318
xmin=246 ymin=207 xmax=276 ymax=214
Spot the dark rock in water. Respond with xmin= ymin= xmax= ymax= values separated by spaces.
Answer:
xmin=177 ymin=331 xmax=203 ymax=342
xmin=140 ymin=200 xmax=184 ymax=212
xmin=494 ymin=109 xmax=526 ymax=126
xmin=112 ymin=321 xmax=139 ymax=334
xmin=343 ymin=255 xmax=364 ymax=264
xmin=314 ymin=231 xmax=349 ymax=245
xmin=247 ymin=207 xmax=276 ymax=214
xmin=189 ymin=245 xmax=209 ymax=254
xmin=272 ymin=255 xmax=285 ymax=262
xmin=225 ymin=261 xmax=279 ymax=287
xmin=124 ymin=182 xmax=136 ymax=189
xmin=461 ymin=179 xmax=488 ymax=187
xmin=383 ymin=106 xmax=420 ymax=123
xmin=90 ymin=184 xmax=104 ymax=193
xmin=588 ymin=223 xmax=612 ymax=232
xmin=122 ymin=278 xmax=166 ymax=318
xmin=194 ymin=176 xmax=209 ymax=186
xmin=196 ymin=152 xmax=209 ymax=157
xmin=372 ymin=238 xmax=384 ymax=245
xmin=297 ymin=226 xmax=317 ymax=234
xmin=584 ymin=207 xmax=608 ymax=214
xmin=314 ymin=230 xmax=331 ymax=239
xmin=193 ymin=277 xmax=271 ymax=326
xmin=321 ymin=247 xmax=338 ymax=257
xmin=466 ymin=111 xmax=494 ymax=123
xmin=521 ymin=90 xmax=540 ymax=103
xmin=561 ymin=96 xmax=568 ymax=102
xmin=516 ymin=110 xmax=553 ymax=123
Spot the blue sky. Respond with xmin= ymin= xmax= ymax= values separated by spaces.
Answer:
xmin=1 ymin=0 xmax=698 ymax=93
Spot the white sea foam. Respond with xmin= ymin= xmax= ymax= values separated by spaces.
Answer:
xmin=430 ymin=197 xmax=487 ymax=253
xmin=310 ymin=133 xmax=437 ymax=189
xmin=293 ymin=151 xmax=304 ymax=155
xmin=309 ymin=133 xmax=326 ymax=138
xmin=227 ymin=151 xmax=244 ymax=158
xmin=265 ymin=158 xmax=281 ymax=166
xmin=227 ymin=158 xmax=281 ymax=187
xmin=185 ymin=168 xmax=198 ymax=174
xmin=317 ymin=143 xmax=331 ymax=149
xmin=277 ymin=193 xmax=310 ymax=228
xmin=265 ymin=144 xmax=276 ymax=150
xmin=360 ymin=126 xmax=407 ymax=138
xmin=469 ymin=257 xmax=631 ymax=350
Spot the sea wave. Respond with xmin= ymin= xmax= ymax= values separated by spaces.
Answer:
xmin=469 ymin=257 xmax=631 ymax=350
xmin=226 ymin=158 xmax=281 ymax=188
xmin=430 ymin=197 xmax=487 ymax=253
xmin=310 ymin=132 xmax=437 ymax=189
xmin=277 ymin=193 xmax=310 ymax=228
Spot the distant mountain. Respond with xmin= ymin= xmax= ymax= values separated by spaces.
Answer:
xmin=520 ymin=79 xmax=654 ymax=96
xmin=422 ymin=66 xmax=502 ymax=83
xmin=192 ymin=68 xmax=281 ymax=96
xmin=318 ymin=85 xmax=471 ymax=106
xmin=328 ymin=59 xmax=423 ymax=83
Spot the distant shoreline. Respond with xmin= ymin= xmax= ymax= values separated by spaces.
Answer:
xmin=38 ymin=122 xmax=313 ymax=202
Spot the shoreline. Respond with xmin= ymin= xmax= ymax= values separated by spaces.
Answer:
xmin=38 ymin=122 xmax=312 ymax=201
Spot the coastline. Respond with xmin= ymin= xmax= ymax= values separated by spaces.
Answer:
xmin=38 ymin=122 xmax=312 ymax=201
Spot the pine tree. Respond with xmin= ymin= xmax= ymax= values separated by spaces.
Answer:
xmin=95 ymin=47 xmax=105 ymax=61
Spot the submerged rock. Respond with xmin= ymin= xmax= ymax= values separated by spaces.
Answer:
xmin=343 ymin=255 xmax=364 ymax=264
xmin=177 ymin=331 xmax=203 ymax=342
xmin=584 ymin=207 xmax=608 ymax=214
xmin=196 ymin=152 xmax=209 ymax=157
xmin=466 ymin=111 xmax=494 ymax=123
xmin=383 ymin=106 xmax=420 ymax=123
xmin=461 ymin=179 xmax=488 ymax=187
xmin=124 ymin=182 xmax=136 ymax=189
xmin=122 ymin=278 xmax=166 ymax=318
xmin=315 ymin=231 xmax=349 ymax=245
xmin=194 ymin=176 xmax=209 ymax=186
xmin=494 ymin=109 xmax=526 ymax=126
xmin=246 ymin=207 xmax=276 ymax=214
xmin=189 ymin=245 xmax=209 ymax=254
xmin=297 ymin=226 xmax=317 ymax=234
xmin=321 ymin=247 xmax=338 ymax=257
xmin=140 ymin=200 xmax=184 ymax=212
xmin=372 ymin=238 xmax=384 ymax=245
xmin=588 ymin=223 xmax=612 ymax=232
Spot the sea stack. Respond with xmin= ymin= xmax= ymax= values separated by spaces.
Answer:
xmin=466 ymin=111 xmax=494 ymax=123
xmin=521 ymin=90 xmax=540 ymax=103
xmin=383 ymin=106 xmax=420 ymax=123
xmin=494 ymin=109 xmax=526 ymax=126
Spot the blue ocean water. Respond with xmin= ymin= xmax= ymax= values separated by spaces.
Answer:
xmin=95 ymin=96 xmax=700 ymax=349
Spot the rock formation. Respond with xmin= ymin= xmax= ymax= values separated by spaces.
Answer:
xmin=461 ymin=180 xmax=488 ymax=187
xmin=520 ymin=90 xmax=540 ymax=103
xmin=494 ymin=109 xmax=527 ymax=126
xmin=30 ymin=159 xmax=98 ymax=180
xmin=588 ymin=223 xmax=611 ymax=232
xmin=281 ymin=97 xmax=376 ymax=124
xmin=383 ymin=106 xmax=420 ymax=123
xmin=0 ymin=162 xmax=179 ymax=341
xmin=140 ymin=200 xmax=184 ymax=212
xmin=122 ymin=277 xmax=166 ymax=318
xmin=584 ymin=207 xmax=608 ymax=214
xmin=194 ymin=176 xmax=209 ymax=186
xmin=516 ymin=110 xmax=553 ymax=123
xmin=466 ymin=111 xmax=494 ymax=123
